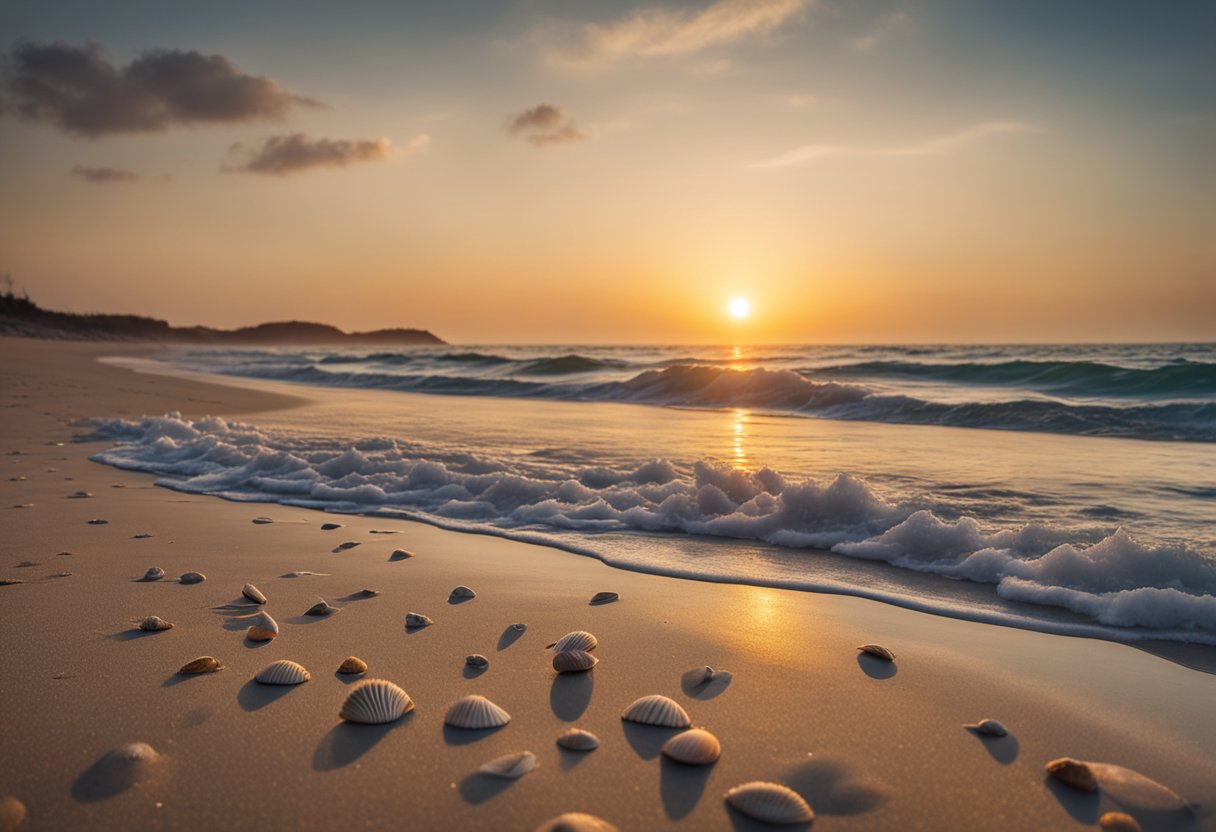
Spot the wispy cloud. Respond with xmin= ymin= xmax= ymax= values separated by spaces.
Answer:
xmin=751 ymin=122 xmax=1036 ymax=168
xmin=854 ymin=11 xmax=907 ymax=51
xmin=544 ymin=0 xmax=811 ymax=66
xmin=221 ymin=133 xmax=401 ymax=176
xmin=507 ymin=104 xmax=590 ymax=148
xmin=70 ymin=165 xmax=138 ymax=183
xmin=1 ymin=41 xmax=318 ymax=138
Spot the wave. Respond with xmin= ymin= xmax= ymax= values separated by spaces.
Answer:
xmin=318 ymin=351 xmax=513 ymax=366
xmin=86 ymin=413 xmax=1216 ymax=644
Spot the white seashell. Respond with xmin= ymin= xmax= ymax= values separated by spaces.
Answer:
xmin=556 ymin=728 xmax=600 ymax=751
xmin=179 ymin=571 xmax=206 ymax=584
xmin=449 ymin=585 xmax=476 ymax=600
xmin=725 ymin=782 xmax=815 ymax=824
xmin=246 ymin=611 xmax=279 ymax=642
xmin=178 ymin=656 xmax=223 ymax=674
xmin=661 ymin=728 xmax=721 ymax=765
xmin=405 ymin=611 xmax=433 ymax=628
xmin=283 ymin=571 xmax=329 ymax=578
xmin=466 ymin=654 xmax=489 ymax=669
xmin=553 ymin=650 xmax=598 ymax=673
xmin=534 ymin=813 xmax=619 ymax=832
xmin=242 ymin=583 xmax=267 ymax=604
xmin=254 ymin=659 xmax=311 ymax=685
xmin=857 ymin=644 xmax=895 ymax=661
xmin=590 ymin=591 xmax=619 ymax=604
xmin=479 ymin=751 xmax=536 ymax=779
xmin=621 ymin=695 xmax=691 ymax=728
xmin=552 ymin=631 xmax=598 ymax=652
xmin=339 ymin=679 xmax=414 ymax=724
xmin=338 ymin=656 xmax=368 ymax=674
xmin=305 ymin=601 xmax=339 ymax=616
xmin=389 ymin=548 xmax=414 ymax=560
xmin=139 ymin=567 xmax=165 ymax=582
xmin=966 ymin=719 xmax=1008 ymax=737
xmin=138 ymin=616 xmax=173 ymax=632
xmin=445 ymin=694 xmax=511 ymax=729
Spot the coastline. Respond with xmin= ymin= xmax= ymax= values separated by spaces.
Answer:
xmin=1 ymin=337 xmax=1212 ymax=831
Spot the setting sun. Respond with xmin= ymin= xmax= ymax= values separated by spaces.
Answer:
xmin=728 ymin=297 xmax=751 ymax=319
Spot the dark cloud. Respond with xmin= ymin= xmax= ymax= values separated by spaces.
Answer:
xmin=506 ymin=104 xmax=590 ymax=148
xmin=70 ymin=165 xmax=138 ymax=183
xmin=2 ymin=40 xmax=317 ymax=138
xmin=222 ymin=133 xmax=394 ymax=176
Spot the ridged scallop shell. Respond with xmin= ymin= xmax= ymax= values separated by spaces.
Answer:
xmin=139 ymin=567 xmax=165 ymax=582
xmin=338 ymin=656 xmax=368 ymax=674
xmin=590 ymin=591 xmax=619 ymax=604
xmin=255 ymin=659 xmax=311 ymax=685
xmin=553 ymin=650 xmax=598 ymax=673
xmin=138 ymin=615 xmax=173 ymax=631
xmin=479 ymin=751 xmax=536 ymax=779
xmin=339 ymin=679 xmax=414 ymax=724
xmin=1099 ymin=813 xmax=1143 ymax=832
xmin=405 ymin=611 xmax=433 ymax=628
xmin=621 ymin=695 xmax=691 ymax=728
xmin=552 ymin=631 xmax=598 ymax=652
xmin=662 ymin=728 xmax=721 ymax=765
xmin=389 ymin=548 xmax=414 ymax=560
xmin=445 ymin=694 xmax=511 ymax=729
xmin=466 ymin=654 xmax=489 ymax=669
xmin=179 ymin=571 xmax=206 ymax=584
xmin=857 ymin=643 xmax=895 ymax=661
xmin=966 ymin=719 xmax=1008 ymax=737
xmin=179 ymin=656 xmax=222 ymax=674
xmin=534 ymin=813 xmax=619 ymax=832
xmin=725 ymin=782 xmax=815 ymax=824
xmin=1046 ymin=757 xmax=1097 ymax=792
xmin=449 ymin=585 xmax=476 ymax=600
xmin=556 ymin=728 xmax=600 ymax=751
xmin=246 ymin=611 xmax=279 ymax=642
xmin=242 ymin=583 xmax=267 ymax=604
xmin=305 ymin=601 xmax=339 ymax=616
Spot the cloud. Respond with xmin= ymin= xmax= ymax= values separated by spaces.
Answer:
xmin=70 ymin=165 xmax=138 ymax=183
xmin=2 ymin=40 xmax=317 ymax=138
xmin=854 ymin=11 xmax=907 ymax=51
xmin=222 ymin=133 xmax=397 ymax=176
xmin=507 ymin=104 xmax=590 ymax=147
xmin=545 ymin=0 xmax=810 ymax=66
xmin=751 ymin=122 xmax=1036 ymax=168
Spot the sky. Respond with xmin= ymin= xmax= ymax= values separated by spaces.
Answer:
xmin=0 ymin=0 xmax=1212 ymax=344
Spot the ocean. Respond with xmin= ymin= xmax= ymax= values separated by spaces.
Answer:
xmin=88 ymin=343 xmax=1216 ymax=645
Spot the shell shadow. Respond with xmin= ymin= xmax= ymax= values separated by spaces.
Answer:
xmin=458 ymin=772 xmax=519 ymax=805
xmin=1043 ymin=778 xmax=1100 ymax=824
xmin=463 ymin=664 xmax=488 ymax=679
xmin=388 ymin=551 xmax=411 ymax=561
xmin=660 ymin=757 xmax=713 ymax=820
xmin=71 ymin=751 xmax=156 ymax=803
xmin=559 ymin=747 xmax=592 ymax=771
xmin=286 ymin=612 xmax=335 ymax=625
xmin=782 ymin=757 xmax=888 ymax=816
xmin=332 ymin=542 xmax=361 ymax=553
xmin=496 ymin=626 xmax=526 ymax=651
xmin=856 ymin=654 xmax=897 ymax=680
xmin=969 ymin=730 xmax=1019 ymax=765
xmin=443 ymin=724 xmax=505 ymax=746
xmin=589 ymin=596 xmax=618 ymax=606
xmin=727 ymin=804 xmax=813 ymax=832
xmin=334 ymin=672 xmax=365 ymax=685
xmin=622 ymin=722 xmax=677 ymax=761
xmin=448 ymin=595 xmax=474 ymax=606
xmin=109 ymin=628 xmax=164 ymax=642
xmin=313 ymin=719 xmax=407 ymax=771
xmin=237 ymin=679 xmax=298 ymax=711
xmin=681 ymin=668 xmax=733 ymax=699
xmin=340 ymin=591 xmax=378 ymax=602
xmin=550 ymin=672 xmax=594 ymax=721
xmin=162 ymin=671 xmax=219 ymax=688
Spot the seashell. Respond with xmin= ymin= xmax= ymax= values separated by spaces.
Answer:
xmin=132 ymin=533 xmax=153 ymax=539
xmin=179 ymin=571 xmax=206 ymax=584
xmin=534 ymin=813 xmax=619 ymax=832
xmin=251 ymin=516 xmax=273 ymax=524
xmin=965 ymin=719 xmax=1008 ymax=737
xmin=53 ymin=572 xmax=72 ymax=578
xmin=178 ymin=656 xmax=223 ymax=674
xmin=138 ymin=616 xmax=173 ymax=631
xmin=254 ymin=659 xmax=311 ymax=685
xmin=339 ymin=679 xmax=414 ymax=724
xmin=97 ymin=742 xmax=160 ymax=786
xmin=242 ymin=583 xmax=267 ymax=604
xmin=283 ymin=571 xmax=329 ymax=578
xmin=445 ymin=694 xmax=511 ymax=729
xmin=69 ymin=490 xmax=93 ymax=498
xmin=449 ymin=585 xmax=476 ymax=600
xmin=338 ymin=656 xmax=369 ymax=674
xmin=389 ymin=548 xmax=413 ymax=560
xmin=320 ymin=522 xmax=344 ymax=530
xmin=0 ymin=795 xmax=26 ymax=832
xmin=479 ymin=751 xmax=537 ymax=779
xmin=621 ymin=695 xmax=691 ymax=728
xmin=8 ymin=475 xmax=26 ymax=481
xmin=590 ymin=591 xmax=619 ymax=604
xmin=333 ymin=541 xmax=360 ymax=552
xmin=246 ymin=611 xmax=279 ymax=642
xmin=1099 ymin=813 xmax=1143 ymax=832
xmin=405 ymin=611 xmax=433 ymax=628
xmin=0 ymin=579 xmax=23 ymax=586
xmin=305 ymin=601 xmax=339 ymax=616
xmin=553 ymin=650 xmax=599 ymax=673
xmin=511 ymin=622 xmax=527 ymax=632
xmin=662 ymin=728 xmax=721 ymax=765
xmin=857 ymin=644 xmax=895 ymax=661
xmin=552 ymin=631 xmax=598 ymax=653
xmin=17 ymin=561 xmax=37 ymax=568
xmin=1046 ymin=757 xmax=1098 ymax=792
xmin=139 ymin=567 xmax=165 ymax=582
xmin=12 ymin=503 xmax=33 ymax=509
xmin=466 ymin=654 xmax=489 ymax=669
xmin=725 ymin=782 xmax=815 ymax=824
xmin=87 ymin=518 xmax=108 ymax=524
xmin=357 ymin=588 xmax=380 ymax=598
xmin=556 ymin=728 xmax=600 ymax=751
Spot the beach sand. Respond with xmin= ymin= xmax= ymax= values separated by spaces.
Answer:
xmin=0 ymin=338 xmax=1212 ymax=831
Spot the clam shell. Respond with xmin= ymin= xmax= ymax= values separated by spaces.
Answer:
xmin=445 ymin=694 xmax=511 ymax=729
xmin=242 ymin=583 xmax=267 ymax=604
xmin=449 ymin=585 xmax=476 ymax=600
xmin=725 ymin=782 xmax=815 ymax=824
xmin=511 ymin=622 xmax=527 ymax=632
xmin=857 ymin=644 xmax=895 ymax=661
xmin=534 ymin=813 xmax=619 ymax=832
xmin=179 ymin=571 xmax=206 ymax=584
xmin=0 ymin=795 xmax=26 ymax=832
xmin=178 ymin=656 xmax=222 ymax=674
xmin=466 ymin=654 xmax=489 ymax=669
xmin=138 ymin=615 xmax=173 ymax=632
xmin=405 ymin=611 xmax=433 ymax=628
xmin=339 ymin=679 xmax=414 ymax=724
xmin=590 ymin=591 xmax=619 ymax=604
xmin=621 ymin=695 xmax=691 ymax=728
xmin=1046 ymin=757 xmax=1097 ymax=792
xmin=139 ymin=567 xmax=165 ymax=582
xmin=357 ymin=588 xmax=380 ymax=598
xmin=255 ymin=659 xmax=311 ymax=685
xmin=252 ymin=516 xmax=273 ymax=524
xmin=320 ymin=522 xmax=344 ymax=530
xmin=479 ymin=751 xmax=536 ymax=779
xmin=338 ymin=656 xmax=369 ymax=674
xmin=556 ymin=728 xmax=600 ymax=751
xmin=553 ymin=650 xmax=598 ymax=673
xmin=1099 ymin=813 xmax=1143 ymax=832
xmin=552 ymin=631 xmax=598 ymax=652
xmin=389 ymin=548 xmax=413 ymax=560
xmin=305 ymin=601 xmax=339 ymax=616
xmin=246 ymin=611 xmax=279 ymax=642
xmin=662 ymin=728 xmax=721 ymax=765
xmin=966 ymin=719 xmax=1008 ymax=737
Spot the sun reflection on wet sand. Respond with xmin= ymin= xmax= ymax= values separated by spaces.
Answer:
xmin=732 ymin=408 xmax=749 ymax=469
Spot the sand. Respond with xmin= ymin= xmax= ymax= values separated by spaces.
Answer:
xmin=0 ymin=337 xmax=1213 ymax=831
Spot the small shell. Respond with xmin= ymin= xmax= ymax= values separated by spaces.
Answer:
xmin=339 ymin=679 xmax=414 ymax=724
xmin=725 ymin=782 xmax=815 ymax=824
xmin=179 ymin=571 xmax=206 ymax=584
xmin=87 ymin=518 xmax=108 ymax=524
xmin=251 ymin=516 xmax=273 ymax=524
xmin=479 ymin=751 xmax=536 ymax=779
xmin=1099 ymin=813 xmax=1143 ymax=832
xmin=449 ymin=585 xmax=476 ymax=600
xmin=389 ymin=549 xmax=414 ymax=560
xmin=338 ymin=656 xmax=368 ymax=674
xmin=139 ymin=567 xmax=165 ymax=582
xmin=552 ymin=631 xmax=598 ymax=652
xmin=405 ymin=611 xmax=433 ymax=628
xmin=333 ymin=541 xmax=360 ymax=552
xmin=242 ymin=583 xmax=267 ymax=604
xmin=0 ymin=579 xmax=24 ymax=586
xmin=445 ymin=694 xmax=511 ymax=729
xmin=246 ymin=611 xmax=279 ymax=642
xmin=178 ymin=656 xmax=223 ymax=674
xmin=70 ymin=490 xmax=93 ymax=498
xmin=534 ymin=813 xmax=619 ymax=832
xmin=662 ymin=728 xmax=721 ymax=765
xmin=857 ymin=644 xmax=895 ymax=661
xmin=138 ymin=615 xmax=173 ymax=632
xmin=283 ymin=571 xmax=329 ymax=578
xmin=511 ymin=622 xmax=527 ymax=632
xmin=590 ymin=591 xmax=619 ymax=604
xmin=0 ymin=795 xmax=26 ymax=832
xmin=556 ymin=728 xmax=600 ymax=751
xmin=305 ymin=601 xmax=339 ymax=616
xmin=357 ymin=588 xmax=380 ymax=598
xmin=966 ymin=719 xmax=1008 ymax=737
xmin=466 ymin=654 xmax=489 ymax=669
xmin=1046 ymin=757 xmax=1098 ymax=792
xmin=320 ymin=522 xmax=344 ymax=530
xmin=553 ymin=650 xmax=599 ymax=673
xmin=621 ymin=695 xmax=691 ymax=728
xmin=255 ymin=659 xmax=311 ymax=685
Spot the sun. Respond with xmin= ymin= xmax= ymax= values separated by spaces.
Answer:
xmin=728 ymin=297 xmax=751 ymax=319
